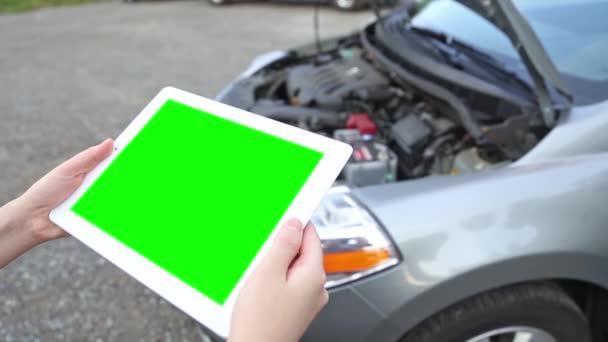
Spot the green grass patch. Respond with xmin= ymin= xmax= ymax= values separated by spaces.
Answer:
xmin=0 ymin=0 xmax=103 ymax=13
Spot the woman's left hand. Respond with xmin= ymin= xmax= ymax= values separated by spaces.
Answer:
xmin=0 ymin=139 xmax=113 ymax=267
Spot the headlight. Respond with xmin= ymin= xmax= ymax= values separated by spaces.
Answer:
xmin=312 ymin=186 xmax=399 ymax=288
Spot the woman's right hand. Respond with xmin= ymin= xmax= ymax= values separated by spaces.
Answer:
xmin=229 ymin=219 xmax=328 ymax=342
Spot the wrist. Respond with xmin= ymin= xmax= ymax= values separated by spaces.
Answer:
xmin=0 ymin=199 xmax=24 ymax=235
xmin=0 ymin=197 xmax=42 ymax=268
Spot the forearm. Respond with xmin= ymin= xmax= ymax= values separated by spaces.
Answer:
xmin=0 ymin=198 xmax=40 ymax=268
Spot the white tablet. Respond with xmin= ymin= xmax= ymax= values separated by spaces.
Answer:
xmin=50 ymin=87 xmax=352 ymax=337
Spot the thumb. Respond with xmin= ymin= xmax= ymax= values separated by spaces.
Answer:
xmin=262 ymin=219 xmax=304 ymax=276
xmin=54 ymin=138 xmax=114 ymax=178
xmin=22 ymin=139 xmax=114 ymax=208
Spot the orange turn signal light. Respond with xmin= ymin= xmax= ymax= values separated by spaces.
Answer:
xmin=323 ymin=248 xmax=392 ymax=274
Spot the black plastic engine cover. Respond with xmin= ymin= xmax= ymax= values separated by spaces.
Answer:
xmin=391 ymin=114 xmax=432 ymax=176
xmin=286 ymin=57 xmax=390 ymax=110
xmin=392 ymin=115 xmax=432 ymax=153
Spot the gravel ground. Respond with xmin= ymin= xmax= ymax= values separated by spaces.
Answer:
xmin=0 ymin=2 xmax=371 ymax=340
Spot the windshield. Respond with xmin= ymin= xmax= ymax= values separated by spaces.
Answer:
xmin=410 ymin=0 xmax=608 ymax=105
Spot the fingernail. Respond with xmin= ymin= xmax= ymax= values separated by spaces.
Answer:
xmin=95 ymin=138 xmax=113 ymax=150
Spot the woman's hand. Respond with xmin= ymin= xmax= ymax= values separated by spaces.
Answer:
xmin=229 ymin=219 xmax=329 ymax=342
xmin=0 ymin=139 xmax=113 ymax=267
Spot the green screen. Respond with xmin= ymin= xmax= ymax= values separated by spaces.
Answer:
xmin=72 ymin=99 xmax=323 ymax=305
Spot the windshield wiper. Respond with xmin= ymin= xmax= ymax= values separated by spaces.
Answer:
xmin=409 ymin=26 xmax=534 ymax=93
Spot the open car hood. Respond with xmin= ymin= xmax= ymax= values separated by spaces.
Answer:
xmin=456 ymin=0 xmax=572 ymax=125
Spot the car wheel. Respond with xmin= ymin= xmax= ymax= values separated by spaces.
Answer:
xmin=399 ymin=282 xmax=591 ymax=342
xmin=333 ymin=0 xmax=363 ymax=11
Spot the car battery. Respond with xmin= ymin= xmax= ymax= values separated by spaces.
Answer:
xmin=334 ymin=129 xmax=398 ymax=187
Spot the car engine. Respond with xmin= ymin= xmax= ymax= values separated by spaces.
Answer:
xmin=220 ymin=41 xmax=539 ymax=188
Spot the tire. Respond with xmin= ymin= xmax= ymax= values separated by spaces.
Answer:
xmin=400 ymin=282 xmax=591 ymax=342
xmin=333 ymin=0 xmax=363 ymax=11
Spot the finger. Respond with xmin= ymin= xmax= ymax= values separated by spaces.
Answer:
xmin=261 ymin=218 xmax=304 ymax=277
xmin=54 ymin=139 xmax=114 ymax=178
xmin=287 ymin=223 xmax=324 ymax=281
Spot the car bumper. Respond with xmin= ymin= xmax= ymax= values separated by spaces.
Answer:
xmin=302 ymin=282 xmax=396 ymax=342
xmin=197 ymin=265 xmax=407 ymax=342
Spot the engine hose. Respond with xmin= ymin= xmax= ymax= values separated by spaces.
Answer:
xmin=250 ymin=101 xmax=345 ymax=129
xmin=360 ymin=29 xmax=484 ymax=142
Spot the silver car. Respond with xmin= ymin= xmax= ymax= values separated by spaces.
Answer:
xmin=214 ymin=0 xmax=608 ymax=341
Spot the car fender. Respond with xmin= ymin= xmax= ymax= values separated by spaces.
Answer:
xmin=350 ymin=154 xmax=608 ymax=340
xmin=518 ymin=100 xmax=608 ymax=164
xmin=215 ymin=50 xmax=288 ymax=102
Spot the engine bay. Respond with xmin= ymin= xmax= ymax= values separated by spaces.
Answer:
xmin=220 ymin=36 xmax=545 ymax=188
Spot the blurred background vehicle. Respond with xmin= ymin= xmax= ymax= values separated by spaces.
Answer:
xmin=123 ymin=0 xmax=399 ymax=11
xmin=214 ymin=0 xmax=608 ymax=341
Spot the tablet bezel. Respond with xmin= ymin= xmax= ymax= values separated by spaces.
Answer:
xmin=49 ymin=87 xmax=352 ymax=337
